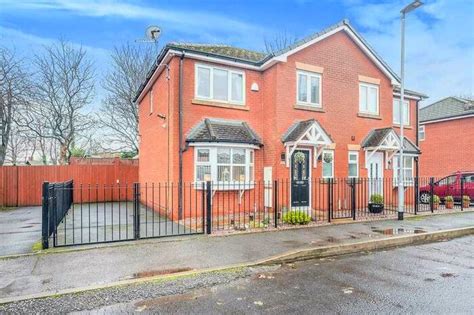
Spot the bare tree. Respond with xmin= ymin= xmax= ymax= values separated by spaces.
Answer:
xmin=16 ymin=40 xmax=95 ymax=164
xmin=99 ymin=43 xmax=154 ymax=153
xmin=264 ymin=31 xmax=298 ymax=54
xmin=5 ymin=125 xmax=35 ymax=165
xmin=0 ymin=47 xmax=30 ymax=165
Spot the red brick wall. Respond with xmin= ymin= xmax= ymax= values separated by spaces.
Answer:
xmin=419 ymin=117 xmax=474 ymax=177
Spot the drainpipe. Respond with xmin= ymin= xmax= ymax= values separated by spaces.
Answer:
xmin=415 ymin=99 xmax=420 ymax=214
xmin=178 ymin=51 xmax=185 ymax=219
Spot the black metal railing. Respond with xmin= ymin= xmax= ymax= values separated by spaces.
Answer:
xmin=41 ymin=177 xmax=471 ymax=248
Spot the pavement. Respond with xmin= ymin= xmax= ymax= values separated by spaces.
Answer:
xmin=0 ymin=206 xmax=42 ymax=256
xmin=0 ymin=211 xmax=473 ymax=303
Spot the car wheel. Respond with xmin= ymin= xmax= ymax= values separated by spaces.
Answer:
xmin=419 ymin=192 xmax=431 ymax=204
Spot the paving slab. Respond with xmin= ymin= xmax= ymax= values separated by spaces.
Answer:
xmin=0 ymin=211 xmax=472 ymax=301
xmin=0 ymin=207 xmax=42 ymax=256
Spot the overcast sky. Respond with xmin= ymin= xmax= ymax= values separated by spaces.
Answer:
xmin=1 ymin=0 xmax=473 ymax=108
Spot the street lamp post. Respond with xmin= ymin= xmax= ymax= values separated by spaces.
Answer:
xmin=398 ymin=0 xmax=423 ymax=221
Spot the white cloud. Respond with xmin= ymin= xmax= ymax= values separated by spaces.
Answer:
xmin=345 ymin=0 xmax=474 ymax=105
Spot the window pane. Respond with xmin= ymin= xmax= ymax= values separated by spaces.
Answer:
xmin=217 ymin=148 xmax=230 ymax=163
xmin=197 ymin=149 xmax=209 ymax=162
xmin=232 ymin=148 xmax=245 ymax=164
xmin=298 ymin=74 xmax=307 ymax=102
xmin=196 ymin=165 xmax=211 ymax=181
xmin=404 ymin=102 xmax=410 ymax=124
xmin=231 ymin=73 xmax=243 ymax=102
xmin=359 ymin=85 xmax=367 ymax=111
xmin=249 ymin=150 xmax=254 ymax=164
xmin=349 ymin=153 xmax=357 ymax=162
xmin=217 ymin=165 xmax=231 ymax=181
xmin=213 ymin=69 xmax=228 ymax=101
xmin=322 ymin=152 xmax=333 ymax=178
xmin=310 ymin=76 xmax=320 ymax=104
xmin=197 ymin=67 xmax=210 ymax=98
xmin=249 ymin=165 xmax=254 ymax=181
xmin=393 ymin=100 xmax=400 ymax=124
xmin=349 ymin=164 xmax=357 ymax=177
xmin=232 ymin=166 xmax=246 ymax=181
xmin=368 ymin=87 xmax=377 ymax=113
xmin=404 ymin=157 xmax=412 ymax=168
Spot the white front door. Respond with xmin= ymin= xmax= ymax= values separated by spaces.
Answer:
xmin=368 ymin=152 xmax=384 ymax=197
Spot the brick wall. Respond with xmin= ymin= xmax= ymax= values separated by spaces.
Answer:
xmin=419 ymin=117 xmax=474 ymax=177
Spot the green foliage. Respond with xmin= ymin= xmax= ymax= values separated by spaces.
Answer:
xmin=445 ymin=195 xmax=454 ymax=202
xmin=121 ymin=151 xmax=138 ymax=159
xmin=462 ymin=195 xmax=471 ymax=202
xmin=432 ymin=195 xmax=440 ymax=204
xmin=369 ymin=194 xmax=384 ymax=204
xmin=282 ymin=210 xmax=311 ymax=225
xmin=70 ymin=147 xmax=86 ymax=157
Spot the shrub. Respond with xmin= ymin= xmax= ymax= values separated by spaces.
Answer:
xmin=463 ymin=195 xmax=471 ymax=202
xmin=445 ymin=195 xmax=454 ymax=202
xmin=432 ymin=195 xmax=440 ymax=204
xmin=282 ymin=210 xmax=311 ymax=225
xmin=370 ymin=194 xmax=383 ymax=204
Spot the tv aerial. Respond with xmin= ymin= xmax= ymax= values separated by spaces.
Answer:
xmin=136 ymin=26 xmax=161 ymax=43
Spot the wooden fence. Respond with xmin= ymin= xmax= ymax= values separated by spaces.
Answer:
xmin=0 ymin=161 xmax=138 ymax=207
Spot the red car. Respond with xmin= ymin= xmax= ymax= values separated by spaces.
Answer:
xmin=419 ymin=171 xmax=474 ymax=204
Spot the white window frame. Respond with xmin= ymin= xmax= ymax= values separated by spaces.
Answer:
xmin=194 ymin=63 xmax=245 ymax=105
xmin=149 ymin=88 xmax=153 ymax=114
xmin=322 ymin=150 xmax=334 ymax=179
xmin=393 ymin=155 xmax=414 ymax=186
xmin=194 ymin=146 xmax=255 ymax=189
xmin=393 ymin=99 xmax=410 ymax=125
xmin=348 ymin=151 xmax=359 ymax=178
xmin=296 ymin=70 xmax=322 ymax=107
xmin=419 ymin=125 xmax=425 ymax=141
xmin=359 ymin=82 xmax=379 ymax=115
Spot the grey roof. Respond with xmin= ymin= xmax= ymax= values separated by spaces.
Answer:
xmin=186 ymin=118 xmax=262 ymax=146
xmin=281 ymin=119 xmax=333 ymax=143
xmin=419 ymin=97 xmax=474 ymax=123
xmin=134 ymin=20 xmax=427 ymax=102
xmin=361 ymin=127 xmax=420 ymax=154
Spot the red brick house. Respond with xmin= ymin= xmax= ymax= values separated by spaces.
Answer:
xmin=134 ymin=20 xmax=426 ymax=215
xmin=419 ymin=97 xmax=474 ymax=177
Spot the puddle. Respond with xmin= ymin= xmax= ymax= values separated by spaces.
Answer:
xmin=370 ymin=227 xmax=427 ymax=235
xmin=132 ymin=267 xmax=193 ymax=278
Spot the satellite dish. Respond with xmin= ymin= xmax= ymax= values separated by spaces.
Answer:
xmin=146 ymin=26 xmax=161 ymax=41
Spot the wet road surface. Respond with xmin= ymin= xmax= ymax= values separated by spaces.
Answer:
xmin=93 ymin=236 xmax=473 ymax=314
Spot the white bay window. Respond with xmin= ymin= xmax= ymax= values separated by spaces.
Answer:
xmin=393 ymin=155 xmax=414 ymax=186
xmin=195 ymin=147 xmax=255 ymax=187
xmin=195 ymin=64 xmax=245 ymax=104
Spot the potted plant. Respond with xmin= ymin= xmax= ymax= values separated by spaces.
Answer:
xmin=432 ymin=195 xmax=440 ymax=210
xmin=445 ymin=195 xmax=454 ymax=209
xmin=368 ymin=194 xmax=384 ymax=213
xmin=462 ymin=195 xmax=470 ymax=208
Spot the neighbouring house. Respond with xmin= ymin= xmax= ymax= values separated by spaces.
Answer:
xmin=419 ymin=97 xmax=474 ymax=177
xmin=134 ymin=20 xmax=427 ymax=217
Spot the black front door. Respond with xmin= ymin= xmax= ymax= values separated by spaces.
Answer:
xmin=291 ymin=150 xmax=310 ymax=207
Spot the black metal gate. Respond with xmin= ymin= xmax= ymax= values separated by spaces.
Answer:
xmin=42 ymin=181 xmax=206 ymax=248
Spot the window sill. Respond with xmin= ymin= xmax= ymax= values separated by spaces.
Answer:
xmin=294 ymin=104 xmax=325 ymax=112
xmin=193 ymin=182 xmax=255 ymax=190
xmin=192 ymin=99 xmax=249 ymax=111
xmin=357 ymin=113 xmax=382 ymax=120
xmin=393 ymin=124 xmax=413 ymax=130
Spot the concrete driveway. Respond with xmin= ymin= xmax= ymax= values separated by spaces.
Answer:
xmin=0 ymin=207 xmax=42 ymax=256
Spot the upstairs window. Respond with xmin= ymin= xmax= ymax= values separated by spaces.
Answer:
xmin=419 ymin=125 xmax=425 ymax=141
xmin=393 ymin=99 xmax=410 ymax=125
xmin=297 ymin=70 xmax=321 ymax=107
xmin=195 ymin=64 xmax=245 ymax=104
xmin=359 ymin=83 xmax=379 ymax=115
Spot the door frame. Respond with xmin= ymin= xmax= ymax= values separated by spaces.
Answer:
xmin=290 ymin=148 xmax=312 ymax=210
xmin=367 ymin=152 xmax=384 ymax=197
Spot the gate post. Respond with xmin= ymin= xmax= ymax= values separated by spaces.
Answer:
xmin=133 ymin=183 xmax=140 ymax=239
xmin=460 ymin=176 xmax=464 ymax=211
xmin=351 ymin=178 xmax=356 ymax=220
xmin=328 ymin=178 xmax=333 ymax=223
xmin=274 ymin=180 xmax=278 ymax=228
xmin=206 ymin=181 xmax=212 ymax=234
xmin=429 ymin=177 xmax=434 ymax=213
xmin=41 ymin=182 xmax=50 ymax=249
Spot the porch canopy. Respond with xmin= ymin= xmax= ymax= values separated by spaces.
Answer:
xmin=361 ymin=127 xmax=420 ymax=168
xmin=281 ymin=119 xmax=333 ymax=167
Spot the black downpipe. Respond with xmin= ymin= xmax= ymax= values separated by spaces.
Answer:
xmin=178 ymin=52 xmax=185 ymax=219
